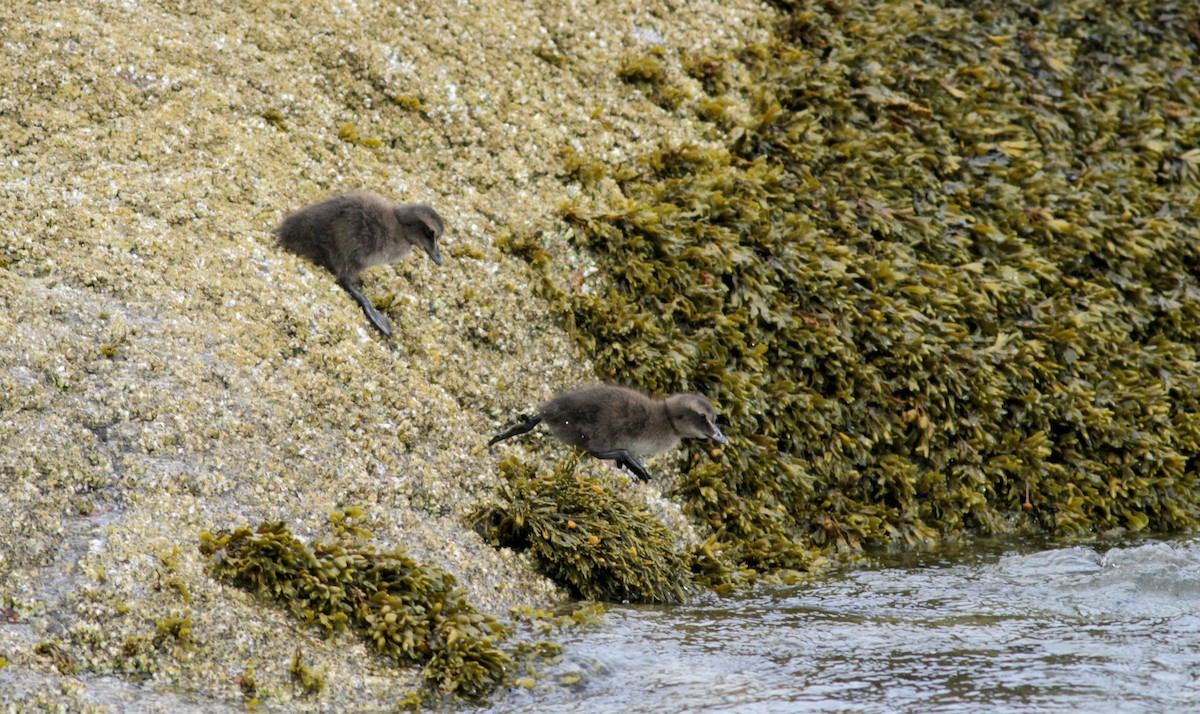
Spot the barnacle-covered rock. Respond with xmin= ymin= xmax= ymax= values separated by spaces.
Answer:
xmin=0 ymin=0 xmax=764 ymax=705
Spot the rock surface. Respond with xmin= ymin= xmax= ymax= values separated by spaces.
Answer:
xmin=0 ymin=0 xmax=771 ymax=708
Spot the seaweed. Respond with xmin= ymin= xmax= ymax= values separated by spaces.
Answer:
xmin=504 ymin=0 xmax=1200 ymax=576
xmin=534 ymin=45 xmax=568 ymax=69
xmin=618 ymin=48 xmax=688 ymax=111
xmin=199 ymin=509 xmax=511 ymax=704
xmin=469 ymin=455 xmax=695 ymax=603
xmin=153 ymin=613 xmax=194 ymax=650
xmin=389 ymin=94 xmax=428 ymax=112
xmin=336 ymin=121 xmax=384 ymax=149
xmin=683 ymin=52 xmax=733 ymax=96
xmin=261 ymin=108 xmax=288 ymax=131
xmin=289 ymin=649 xmax=327 ymax=695
xmin=34 ymin=641 xmax=78 ymax=676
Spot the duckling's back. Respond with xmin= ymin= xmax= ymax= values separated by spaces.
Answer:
xmin=539 ymin=385 xmax=659 ymax=454
xmin=274 ymin=192 xmax=397 ymax=279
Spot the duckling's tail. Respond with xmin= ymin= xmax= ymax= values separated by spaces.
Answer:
xmin=488 ymin=414 xmax=543 ymax=446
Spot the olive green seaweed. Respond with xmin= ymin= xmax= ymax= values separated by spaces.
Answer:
xmin=505 ymin=0 xmax=1200 ymax=576
xmin=199 ymin=510 xmax=511 ymax=703
xmin=470 ymin=456 xmax=695 ymax=603
xmin=683 ymin=52 xmax=734 ymax=97
xmin=261 ymin=108 xmax=288 ymax=131
xmin=389 ymin=94 xmax=428 ymax=112
xmin=34 ymin=642 xmax=78 ymax=676
xmin=618 ymin=48 xmax=689 ymax=110
xmin=154 ymin=614 xmax=194 ymax=650
xmin=617 ymin=47 xmax=669 ymax=84
xmin=289 ymin=650 xmax=326 ymax=696
xmin=336 ymin=121 xmax=384 ymax=149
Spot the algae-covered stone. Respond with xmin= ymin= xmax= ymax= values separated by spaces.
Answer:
xmin=507 ymin=0 xmax=1200 ymax=573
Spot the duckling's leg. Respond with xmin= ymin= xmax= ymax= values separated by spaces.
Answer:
xmin=488 ymin=415 xmax=543 ymax=446
xmin=589 ymin=450 xmax=651 ymax=481
xmin=339 ymin=277 xmax=393 ymax=337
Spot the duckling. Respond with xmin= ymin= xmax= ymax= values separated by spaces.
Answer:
xmin=273 ymin=191 xmax=444 ymax=337
xmin=488 ymin=384 xmax=727 ymax=481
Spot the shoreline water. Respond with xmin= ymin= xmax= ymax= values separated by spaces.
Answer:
xmin=488 ymin=533 xmax=1200 ymax=713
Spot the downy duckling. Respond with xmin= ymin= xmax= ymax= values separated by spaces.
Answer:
xmin=488 ymin=384 xmax=727 ymax=481
xmin=273 ymin=191 xmax=444 ymax=337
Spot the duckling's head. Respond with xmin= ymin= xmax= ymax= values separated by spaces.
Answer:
xmin=396 ymin=203 xmax=445 ymax=266
xmin=665 ymin=393 xmax=727 ymax=444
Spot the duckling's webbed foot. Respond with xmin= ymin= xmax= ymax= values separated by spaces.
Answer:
xmin=339 ymin=277 xmax=393 ymax=337
xmin=590 ymin=449 xmax=651 ymax=481
xmin=488 ymin=414 xmax=543 ymax=446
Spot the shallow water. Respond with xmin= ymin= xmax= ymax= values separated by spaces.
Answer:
xmin=489 ymin=535 xmax=1200 ymax=713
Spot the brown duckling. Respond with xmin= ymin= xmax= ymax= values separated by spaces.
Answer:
xmin=488 ymin=384 xmax=727 ymax=481
xmin=273 ymin=191 xmax=444 ymax=337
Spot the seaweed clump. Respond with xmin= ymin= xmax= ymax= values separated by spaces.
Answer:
xmin=505 ymin=0 xmax=1200 ymax=576
xmin=199 ymin=509 xmax=511 ymax=703
xmin=470 ymin=456 xmax=694 ymax=603
xmin=617 ymin=47 xmax=688 ymax=110
xmin=336 ymin=121 xmax=384 ymax=149
xmin=289 ymin=650 xmax=326 ymax=696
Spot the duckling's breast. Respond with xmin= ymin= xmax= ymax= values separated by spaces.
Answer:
xmin=364 ymin=242 xmax=414 ymax=268
xmin=627 ymin=433 xmax=682 ymax=458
